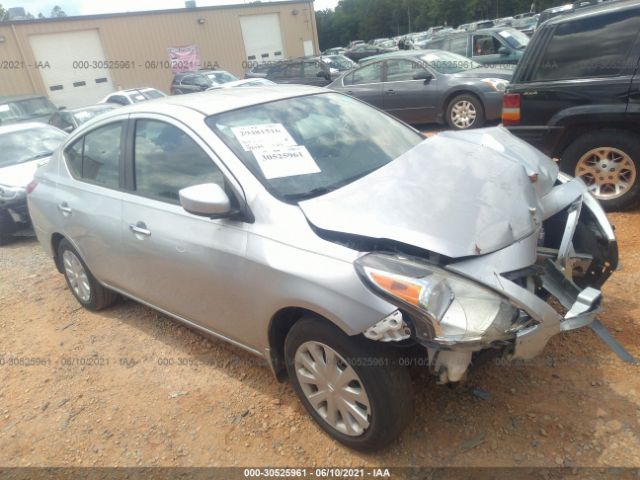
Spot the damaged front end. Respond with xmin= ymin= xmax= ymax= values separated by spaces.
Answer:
xmin=355 ymin=175 xmax=618 ymax=383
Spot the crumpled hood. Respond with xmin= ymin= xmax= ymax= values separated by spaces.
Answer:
xmin=299 ymin=126 xmax=559 ymax=258
xmin=0 ymin=159 xmax=42 ymax=188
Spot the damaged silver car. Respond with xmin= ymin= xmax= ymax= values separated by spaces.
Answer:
xmin=28 ymin=87 xmax=618 ymax=451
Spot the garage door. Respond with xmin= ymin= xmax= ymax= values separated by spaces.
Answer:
xmin=29 ymin=30 xmax=115 ymax=109
xmin=240 ymin=14 xmax=285 ymax=64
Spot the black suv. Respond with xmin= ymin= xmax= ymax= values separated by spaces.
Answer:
xmin=264 ymin=58 xmax=335 ymax=86
xmin=504 ymin=0 xmax=640 ymax=210
xmin=170 ymin=70 xmax=238 ymax=94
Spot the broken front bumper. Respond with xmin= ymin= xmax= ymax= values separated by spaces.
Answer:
xmin=511 ymin=178 xmax=616 ymax=360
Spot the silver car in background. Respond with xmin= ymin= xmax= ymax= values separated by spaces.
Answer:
xmin=0 ymin=122 xmax=67 ymax=244
xmin=28 ymin=87 xmax=617 ymax=451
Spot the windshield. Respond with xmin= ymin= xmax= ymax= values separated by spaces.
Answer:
xmin=322 ymin=55 xmax=356 ymax=71
xmin=207 ymin=93 xmax=423 ymax=202
xmin=207 ymin=71 xmax=239 ymax=85
xmin=0 ymin=97 xmax=57 ymax=124
xmin=420 ymin=51 xmax=481 ymax=74
xmin=72 ymin=106 xmax=116 ymax=125
xmin=0 ymin=126 xmax=67 ymax=168
xmin=498 ymin=29 xmax=530 ymax=49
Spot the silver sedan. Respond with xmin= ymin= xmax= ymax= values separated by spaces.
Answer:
xmin=28 ymin=87 xmax=618 ymax=451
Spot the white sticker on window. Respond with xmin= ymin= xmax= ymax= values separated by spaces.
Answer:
xmin=232 ymin=123 xmax=297 ymax=152
xmin=499 ymin=30 xmax=512 ymax=38
xmin=0 ymin=105 xmax=10 ymax=112
xmin=254 ymin=146 xmax=321 ymax=180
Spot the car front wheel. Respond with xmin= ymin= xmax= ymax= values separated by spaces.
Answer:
xmin=58 ymin=238 xmax=118 ymax=311
xmin=446 ymin=94 xmax=485 ymax=130
xmin=561 ymin=130 xmax=640 ymax=211
xmin=285 ymin=317 xmax=413 ymax=452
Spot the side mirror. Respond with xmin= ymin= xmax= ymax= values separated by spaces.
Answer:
xmin=414 ymin=71 xmax=434 ymax=82
xmin=179 ymin=183 xmax=231 ymax=218
xmin=498 ymin=46 xmax=509 ymax=56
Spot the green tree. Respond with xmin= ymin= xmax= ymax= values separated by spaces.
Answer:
xmin=50 ymin=5 xmax=67 ymax=17
xmin=0 ymin=4 xmax=7 ymax=21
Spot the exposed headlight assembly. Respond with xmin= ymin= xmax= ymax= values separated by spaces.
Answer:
xmin=481 ymin=78 xmax=508 ymax=92
xmin=355 ymin=253 xmax=520 ymax=346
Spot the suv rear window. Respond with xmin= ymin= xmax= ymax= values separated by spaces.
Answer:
xmin=532 ymin=10 xmax=640 ymax=81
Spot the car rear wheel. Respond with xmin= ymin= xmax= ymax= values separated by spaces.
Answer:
xmin=58 ymin=238 xmax=118 ymax=311
xmin=446 ymin=94 xmax=485 ymax=130
xmin=284 ymin=317 xmax=413 ymax=452
xmin=561 ymin=130 xmax=640 ymax=211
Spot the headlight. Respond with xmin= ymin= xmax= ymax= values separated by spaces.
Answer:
xmin=0 ymin=185 xmax=24 ymax=201
xmin=481 ymin=78 xmax=508 ymax=92
xmin=355 ymin=253 xmax=519 ymax=345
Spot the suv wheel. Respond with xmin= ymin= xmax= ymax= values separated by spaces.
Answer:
xmin=285 ymin=317 xmax=413 ymax=452
xmin=58 ymin=239 xmax=118 ymax=311
xmin=561 ymin=130 xmax=640 ymax=211
xmin=446 ymin=94 xmax=485 ymax=130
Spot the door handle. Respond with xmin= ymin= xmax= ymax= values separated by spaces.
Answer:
xmin=346 ymin=90 xmax=353 ymax=95
xmin=57 ymin=202 xmax=72 ymax=215
xmin=385 ymin=89 xmax=396 ymax=95
xmin=129 ymin=222 xmax=151 ymax=237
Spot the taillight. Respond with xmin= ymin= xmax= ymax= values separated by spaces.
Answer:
xmin=502 ymin=93 xmax=521 ymax=126
xmin=26 ymin=180 xmax=38 ymax=195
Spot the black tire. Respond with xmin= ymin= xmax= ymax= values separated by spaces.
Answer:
xmin=57 ymin=238 xmax=118 ymax=311
xmin=560 ymin=129 xmax=640 ymax=211
xmin=285 ymin=317 xmax=413 ymax=452
xmin=446 ymin=93 xmax=485 ymax=130
xmin=0 ymin=209 xmax=15 ymax=246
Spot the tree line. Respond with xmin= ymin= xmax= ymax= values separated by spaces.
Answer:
xmin=0 ymin=4 xmax=67 ymax=20
xmin=316 ymin=0 xmax=571 ymax=49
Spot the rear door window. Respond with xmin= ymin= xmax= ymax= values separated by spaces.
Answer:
xmin=448 ymin=36 xmax=468 ymax=56
xmin=65 ymin=122 xmax=123 ymax=188
xmin=472 ymin=34 xmax=502 ymax=56
xmin=347 ymin=62 xmax=383 ymax=85
xmin=532 ymin=10 xmax=640 ymax=81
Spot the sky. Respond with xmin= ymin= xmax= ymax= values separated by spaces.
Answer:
xmin=7 ymin=0 xmax=340 ymax=17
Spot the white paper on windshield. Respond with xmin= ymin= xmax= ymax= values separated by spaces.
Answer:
xmin=254 ymin=146 xmax=321 ymax=180
xmin=0 ymin=105 xmax=10 ymax=113
xmin=232 ymin=123 xmax=297 ymax=152
xmin=422 ymin=53 xmax=439 ymax=63
xmin=499 ymin=30 xmax=512 ymax=38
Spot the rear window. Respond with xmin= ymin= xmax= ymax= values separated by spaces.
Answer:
xmin=531 ymin=10 xmax=640 ymax=81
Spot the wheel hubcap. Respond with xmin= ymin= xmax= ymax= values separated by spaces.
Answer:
xmin=62 ymin=250 xmax=91 ymax=302
xmin=294 ymin=341 xmax=371 ymax=437
xmin=451 ymin=100 xmax=477 ymax=129
xmin=575 ymin=147 xmax=637 ymax=200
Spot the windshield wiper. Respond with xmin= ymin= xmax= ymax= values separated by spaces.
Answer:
xmin=283 ymin=186 xmax=335 ymax=202
xmin=19 ymin=151 xmax=52 ymax=163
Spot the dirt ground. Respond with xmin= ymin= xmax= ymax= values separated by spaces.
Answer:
xmin=1 ymin=209 xmax=639 ymax=468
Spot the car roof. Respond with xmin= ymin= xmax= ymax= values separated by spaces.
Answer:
xmin=0 ymin=122 xmax=58 ymax=134
xmin=94 ymin=85 xmax=325 ymax=119
xmin=0 ymin=94 xmax=48 ymax=103
xmin=542 ymin=0 xmax=639 ymax=26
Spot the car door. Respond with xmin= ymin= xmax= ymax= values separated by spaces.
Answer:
xmin=381 ymin=58 xmax=439 ymax=124
xmin=56 ymin=121 xmax=127 ymax=289
xmin=339 ymin=62 xmax=384 ymax=108
xmin=119 ymin=116 xmax=250 ymax=342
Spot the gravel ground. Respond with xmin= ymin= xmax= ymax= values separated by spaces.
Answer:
xmin=1 ymin=210 xmax=639 ymax=468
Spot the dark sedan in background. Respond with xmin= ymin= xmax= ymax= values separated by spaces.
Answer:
xmin=328 ymin=50 xmax=512 ymax=129
xmin=343 ymin=44 xmax=394 ymax=62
